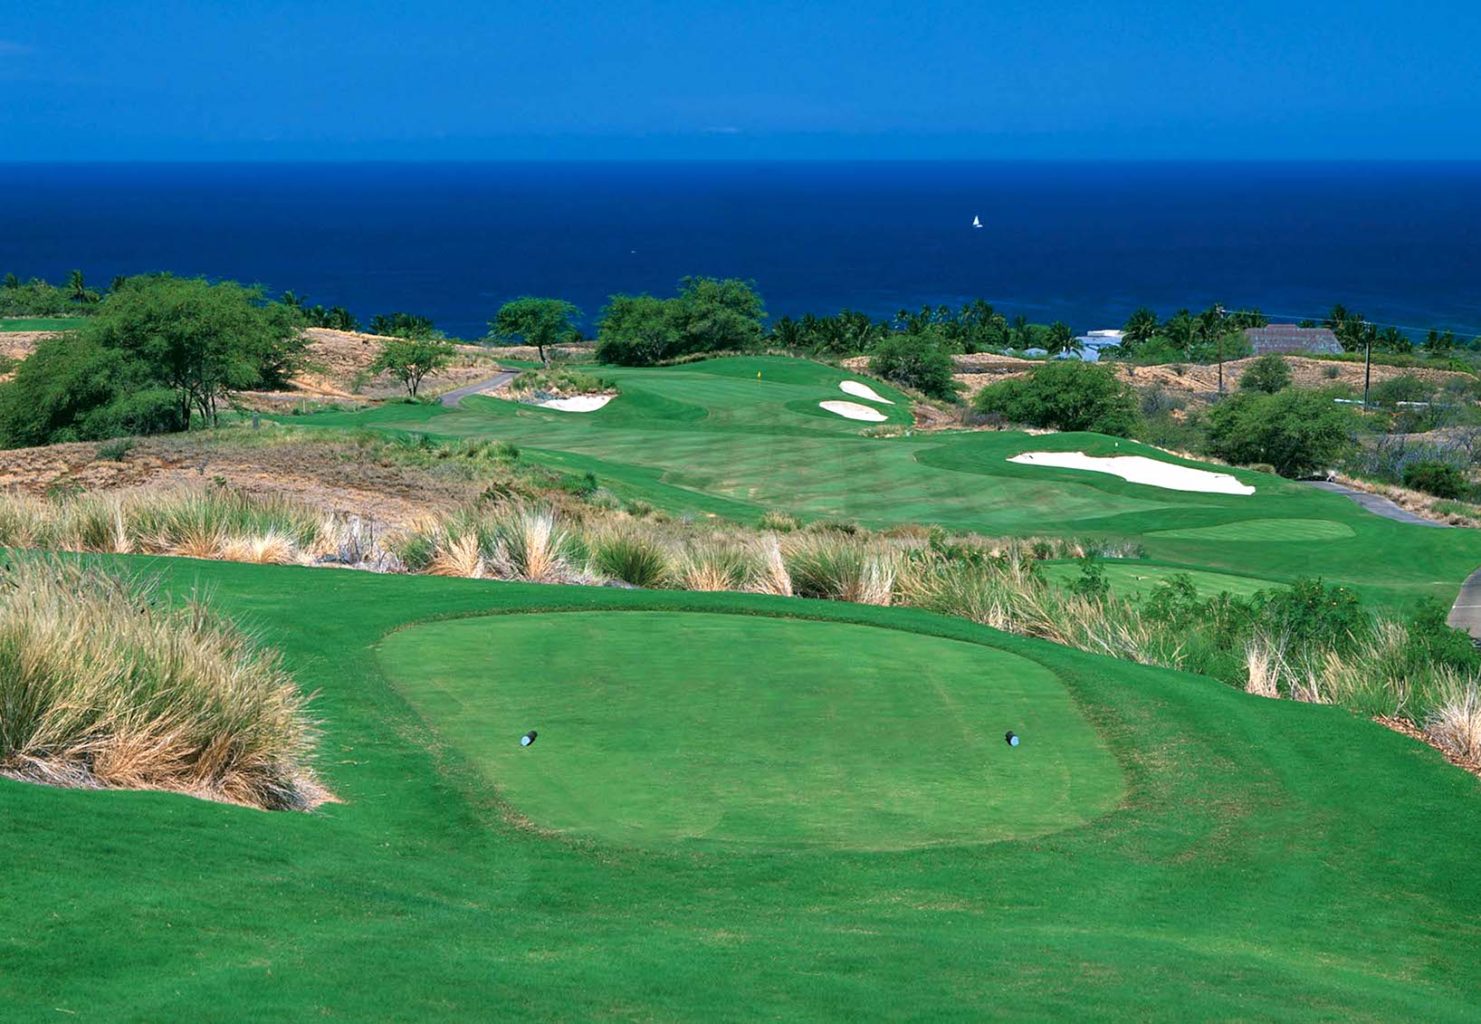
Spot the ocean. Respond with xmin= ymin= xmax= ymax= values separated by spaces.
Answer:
xmin=2 ymin=161 xmax=1479 ymax=339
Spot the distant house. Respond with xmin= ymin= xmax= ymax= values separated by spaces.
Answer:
xmin=1242 ymin=324 xmax=1343 ymax=356
xmin=1062 ymin=329 xmax=1125 ymax=363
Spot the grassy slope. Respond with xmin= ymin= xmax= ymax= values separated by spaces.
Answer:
xmin=377 ymin=611 xmax=1123 ymax=850
xmin=3 ymin=558 xmax=1480 ymax=1020
xmin=292 ymin=356 xmax=1481 ymax=610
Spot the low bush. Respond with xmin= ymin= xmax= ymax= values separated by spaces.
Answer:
xmin=0 ymin=559 xmax=326 ymax=810
xmin=868 ymin=334 xmax=959 ymax=400
xmin=975 ymin=361 xmax=1140 ymax=437
xmin=1402 ymin=460 xmax=1470 ymax=499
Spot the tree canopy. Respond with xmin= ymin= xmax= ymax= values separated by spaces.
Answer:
xmin=974 ymin=361 xmax=1140 ymax=437
xmin=596 ymin=277 xmax=765 ymax=365
xmin=0 ymin=274 xmax=304 ymax=445
xmin=1238 ymin=354 xmax=1292 ymax=394
xmin=370 ymin=337 xmax=455 ymax=397
xmin=868 ymin=333 xmax=959 ymax=400
xmin=1206 ymin=390 xmax=1357 ymax=478
xmin=490 ymin=297 xmax=582 ymax=364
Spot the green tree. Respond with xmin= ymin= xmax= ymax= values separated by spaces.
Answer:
xmin=81 ymin=275 xmax=304 ymax=427
xmin=489 ymin=297 xmax=582 ymax=366
xmin=974 ymin=361 xmax=1140 ymax=437
xmin=868 ymin=333 xmax=959 ymax=400
xmin=1044 ymin=321 xmax=1080 ymax=357
xmin=369 ymin=312 xmax=440 ymax=340
xmin=1238 ymin=354 xmax=1292 ymax=394
xmin=596 ymin=278 xmax=765 ymax=365
xmin=1206 ymin=390 xmax=1356 ymax=477
xmin=1402 ymin=461 xmax=1469 ymax=499
xmin=0 ymin=335 xmax=182 ymax=446
xmin=370 ymin=337 xmax=455 ymax=398
xmin=1123 ymin=307 xmax=1159 ymax=347
xmin=595 ymin=294 xmax=681 ymax=365
xmin=66 ymin=269 xmax=99 ymax=306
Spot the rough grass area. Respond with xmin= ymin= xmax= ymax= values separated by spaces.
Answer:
xmin=377 ymin=611 xmax=1123 ymax=849
xmin=3 ymin=560 xmax=1480 ymax=1019
xmin=1041 ymin=560 xmax=1276 ymax=600
xmin=0 ymin=559 xmax=325 ymax=810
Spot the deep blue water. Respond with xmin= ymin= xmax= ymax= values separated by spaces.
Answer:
xmin=2 ymin=162 xmax=1479 ymax=338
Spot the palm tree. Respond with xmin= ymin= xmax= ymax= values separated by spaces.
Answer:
xmin=67 ymin=269 xmax=98 ymax=305
xmin=1122 ymin=307 xmax=1159 ymax=347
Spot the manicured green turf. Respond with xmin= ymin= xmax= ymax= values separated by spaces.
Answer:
xmin=288 ymin=355 xmax=1481 ymax=611
xmin=377 ymin=611 xmax=1122 ymax=849
xmin=0 ymin=316 xmax=85 ymax=332
xmin=4 ymin=559 xmax=1481 ymax=1020
xmin=1042 ymin=560 xmax=1278 ymax=600
xmin=1153 ymin=518 xmax=1357 ymax=542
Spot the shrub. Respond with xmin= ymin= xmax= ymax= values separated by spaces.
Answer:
xmin=592 ymin=531 xmax=671 ymax=588
xmin=974 ymin=361 xmax=1140 ymax=437
xmin=0 ymin=559 xmax=326 ymax=810
xmin=868 ymin=334 xmax=959 ymax=400
xmin=95 ymin=438 xmax=135 ymax=462
xmin=1239 ymin=354 xmax=1292 ymax=393
xmin=1370 ymin=374 xmax=1433 ymax=407
xmin=1206 ymin=390 xmax=1356 ymax=478
xmin=1402 ymin=460 xmax=1469 ymax=499
xmin=758 ymin=510 xmax=800 ymax=532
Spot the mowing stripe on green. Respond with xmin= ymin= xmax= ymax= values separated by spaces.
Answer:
xmin=1152 ymin=518 xmax=1356 ymax=542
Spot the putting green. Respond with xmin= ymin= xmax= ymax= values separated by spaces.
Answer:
xmin=1152 ymin=518 xmax=1356 ymax=542
xmin=377 ymin=610 xmax=1124 ymax=850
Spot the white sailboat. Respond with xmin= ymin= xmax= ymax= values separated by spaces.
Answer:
xmin=971 ymin=214 xmax=983 ymax=229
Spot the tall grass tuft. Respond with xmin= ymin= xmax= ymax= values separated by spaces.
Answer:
xmin=783 ymin=535 xmax=899 ymax=604
xmin=484 ymin=504 xmax=584 ymax=583
xmin=592 ymin=530 xmax=672 ymax=588
xmin=1424 ymin=674 xmax=1481 ymax=762
xmin=674 ymin=538 xmax=756 ymax=592
xmin=0 ymin=559 xmax=327 ymax=811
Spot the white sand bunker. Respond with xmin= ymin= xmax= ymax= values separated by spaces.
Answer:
xmin=1009 ymin=451 xmax=1255 ymax=495
xmin=839 ymin=380 xmax=894 ymax=404
xmin=820 ymin=400 xmax=889 ymax=422
xmin=538 ymin=395 xmax=613 ymax=413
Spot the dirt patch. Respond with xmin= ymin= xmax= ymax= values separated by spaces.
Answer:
xmin=1115 ymin=356 xmax=1473 ymax=396
xmin=1374 ymin=715 xmax=1481 ymax=780
xmin=290 ymin=328 xmax=499 ymax=399
xmin=0 ymin=432 xmax=479 ymax=528
xmin=481 ymin=343 xmax=596 ymax=364
xmin=0 ymin=331 xmax=66 ymax=370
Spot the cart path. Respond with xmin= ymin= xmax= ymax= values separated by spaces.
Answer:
xmin=1304 ymin=480 xmax=1448 ymax=528
xmin=439 ymin=370 xmax=517 ymax=407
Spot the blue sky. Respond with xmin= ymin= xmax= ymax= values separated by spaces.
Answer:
xmin=3 ymin=0 xmax=1479 ymax=160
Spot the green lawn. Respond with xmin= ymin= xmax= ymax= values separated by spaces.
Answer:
xmin=4 ymin=560 xmax=1480 ymax=1019
xmin=0 ymin=316 xmax=85 ymax=332
xmin=290 ymin=355 xmax=1481 ymax=611
xmin=1042 ymin=560 xmax=1279 ymax=601
xmin=378 ymin=611 xmax=1123 ymax=850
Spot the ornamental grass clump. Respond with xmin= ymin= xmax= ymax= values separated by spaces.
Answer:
xmin=591 ymin=529 xmax=672 ymax=588
xmin=0 ymin=559 xmax=327 ymax=811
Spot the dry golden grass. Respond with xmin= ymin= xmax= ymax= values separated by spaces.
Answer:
xmin=0 ymin=560 xmax=327 ymax=810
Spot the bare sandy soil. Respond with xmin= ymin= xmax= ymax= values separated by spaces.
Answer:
xmin=0 ymin=432 xmax=479 ymax=527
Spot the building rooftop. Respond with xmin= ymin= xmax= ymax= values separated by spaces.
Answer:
xmin=1242 ymin=324 xmax=1343 ymax=356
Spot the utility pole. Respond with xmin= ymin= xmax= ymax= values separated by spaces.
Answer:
xmin=1362 ymin=320 xmax=1373 ymax=407
xmin=1215 ymin=304 xmax=1228 ymax=396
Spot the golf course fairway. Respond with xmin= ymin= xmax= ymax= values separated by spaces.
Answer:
xmin=293 ymin=355 xmax=1481 ymax=610
xmin=5 ymin=558 xmax=1481 ymax=1020
xmin=377 ymin=611 xmax=1123 ymax=849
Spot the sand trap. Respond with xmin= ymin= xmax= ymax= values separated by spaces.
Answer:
xmin=538 ymin=395 xmax=613 ymax=413
xmin=820 ymin=400 xmax=889 ymax=422
xmin=1008 ymin=451 xmax=1255 ymax=495
xmin=839 ymin=380 xmax=894 ymax=404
